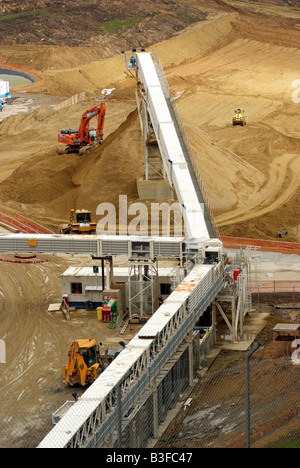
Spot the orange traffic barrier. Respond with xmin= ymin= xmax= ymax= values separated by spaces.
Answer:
xmin=15 ymin=213 xmax=54 ymax=234
xmin=0 ymin=213 xmax=37 ymax=233
xmin=251 ymin=280 xmax=300 ymax=294
xmin=221 ymin=236 xmax=300 ymax=255
xmin=0 ymin=213 xmax=54 ymax=234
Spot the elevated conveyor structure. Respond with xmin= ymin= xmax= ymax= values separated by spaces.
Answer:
xmin=38 ymin=259 xmax=225 ymax=448
xmin=35 ymin=53 xmax=232 ymax=448
xmin=135 ymin=52 xmax=218 ymax=240
xmin=0 ymin=52 xmax=251 ymax=449
xmin=0 ymin=233 xmax=185 ymax=259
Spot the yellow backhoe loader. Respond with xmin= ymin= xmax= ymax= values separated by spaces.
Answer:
xmin=63 ymin=339 xmax=104 ymax=387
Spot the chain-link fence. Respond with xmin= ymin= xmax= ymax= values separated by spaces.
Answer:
xmin=0 ymin=348 xmax=192 ymax=449
xmin=1 ymin=355 xmax=299 ymax=448
xmin=0 ymin=411 xmax=54 ymax=448
xmin=155 ymin=356 xmax=300 ymax=448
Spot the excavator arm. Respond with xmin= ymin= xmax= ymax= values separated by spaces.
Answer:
xmin=77 ymin=107 xmax=98 ymax=141
xmin=96 ymin=102 xmax=106 ymax=141
xmin=62 ymin=341 xmax=88 ymax=386
xmin=77 ymin=102 xmax=106 ymax=142
xmin=57 ymin=102 xmax=106 ymax=153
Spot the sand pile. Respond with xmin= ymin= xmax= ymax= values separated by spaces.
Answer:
xmin=0 ymin=10 xmax=299 ymax=240
xmin=0 ymin=97 xmax=140 ymax=228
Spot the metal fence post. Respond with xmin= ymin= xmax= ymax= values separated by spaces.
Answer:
xmin=117 ymin=369 xmax=132 ymax=448
xmin=245 ymin=342 xmax=261 ymax=448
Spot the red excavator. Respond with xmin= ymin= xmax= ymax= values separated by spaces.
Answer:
xmin=57 ymin=102 xmax=106 ymax=155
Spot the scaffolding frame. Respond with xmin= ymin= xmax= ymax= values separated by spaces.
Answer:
xmin=214 ymin=248 xmax=253 ymax=342
xmin=127 ymin=258 xmax=160 ymax=318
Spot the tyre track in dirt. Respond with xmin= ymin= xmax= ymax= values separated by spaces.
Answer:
xmin=216 ymin=153 xmax=300 ymax=226
xmin=0 ymin=262 xmax=61 ymax=396
xmin=0 ymin=255 xmax=140 ymax=447
xmin=165 ymin=15 xmax=300 ymax=239
xmin=0 ymin=258 xmax=88 ymax=449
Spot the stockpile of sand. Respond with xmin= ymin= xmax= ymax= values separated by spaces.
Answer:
xmin=0 ymin=97 xmax=140 ymax=229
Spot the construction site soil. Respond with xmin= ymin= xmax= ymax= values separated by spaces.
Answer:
xmin=0 ymin=0 xmax=299 ymax=448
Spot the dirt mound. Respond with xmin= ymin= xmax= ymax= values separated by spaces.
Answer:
xmin=37 ymin=12 xmax=238 ymax=97
xmin=0 ymin=0 xmax=205 ymax=58
xmin=46 ymin=108 xmax=144 ymax=225
xmin=0 ymin=99 xmax=141 ymax=228
xmin=164 ymin=11 xmax=300 ymax=240
xmin=0 ymin=1 xmax=208 ymax=73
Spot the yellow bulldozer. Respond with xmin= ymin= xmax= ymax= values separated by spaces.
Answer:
xmin=232 ymin=108 xmax=247 ymax=126
xmin=63 ymin=339 xmax=104 ymax=387
xmin=59 ymin=209 xmax=97 ymax=235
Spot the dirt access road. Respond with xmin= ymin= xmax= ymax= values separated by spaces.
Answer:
xmin=0 ymin=0 xmax=299 ymax=448
xmin=0 ymin=253 xmax=144 ymax=448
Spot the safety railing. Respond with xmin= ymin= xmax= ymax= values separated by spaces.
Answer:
xmin=252 ymin=280 xmax=300 ymax=294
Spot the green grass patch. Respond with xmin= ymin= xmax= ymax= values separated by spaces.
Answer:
xmin=284 ymin=7 xmax=300 ymax=14
xmin=0 ymin=7 xmax=60 ymax=22
xmin=96 ymin=13 xmax=161 ymax=35
xmin=263 ymin=429 xmax=300 ymax=448
xmin=97 ymin=17 xmax=143 ymax=34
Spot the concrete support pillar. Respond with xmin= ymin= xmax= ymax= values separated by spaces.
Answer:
xmin=105 ymin=262 xmax=110 ymax=290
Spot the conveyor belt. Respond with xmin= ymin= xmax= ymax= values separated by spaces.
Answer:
xmin=136 ymin=52 xmax=218 ymax=239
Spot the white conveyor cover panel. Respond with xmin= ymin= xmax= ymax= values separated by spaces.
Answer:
xmin=136 ymin=52 xmax=161 ymax=88
xmin=136 ymin=52 xmax=209 ymax=240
